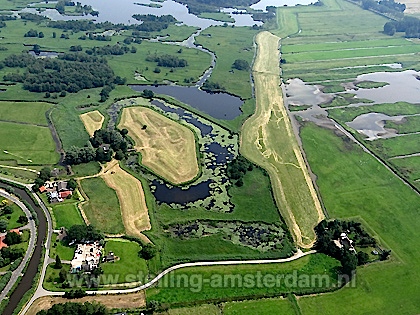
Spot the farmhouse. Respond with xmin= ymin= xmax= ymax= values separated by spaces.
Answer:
xmin=71 ymin=242 xmax=102 ymax=273
xmin=334 ymin=232 xmax=356 ymax=252
xmin=39 ymin=180 xmax=73 ymax=203
xmin=0 ymin=235 xmax=6 ymax=250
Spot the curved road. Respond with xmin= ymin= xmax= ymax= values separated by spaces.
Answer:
xmin=0 ymin=189 xmax=36 ymax=302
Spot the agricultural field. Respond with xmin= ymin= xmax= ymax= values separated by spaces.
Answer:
xmin=296 ymin=123 xmax=420 ymax=314
xmin=79 ymin=177 xmax=124 ymax=234
xmin=241 ymin=31 xmax=324 ymax=248
xmin=101 ymin=161 xmax=150 ymax=237
xmin=79 ymin=110 xmax=104 ymax=137
xmin=0 ymin=101 xmax=58 ymax=165
xmin=119 ymin=106 xmax=199 ymax=184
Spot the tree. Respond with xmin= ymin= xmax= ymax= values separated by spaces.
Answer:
xmin=139 ymin=243 xmax=157 ymax=260
xmin=0 ymin=219 xmax=8 ymax=232
xmin=341 ymin=251 xmax=357 ymax=278
xmin=17 ymin=215 xmax=28 ymax=225
xmin=384 ymin=21 xmax=396 ymax=35
xmin=67 ymin=179 xmax=77 ymax=190
xmin=38 ymin=31 xmax=44 ymax=38
xmin=357 ymin=251 xmax=369 ymax=265
xmin=142 ymin=89 xmax=154 ymax=98
xmin=5 ymin=232 xmax=22 ymax=245
xmin=232 ymin=59 xmax=250 ymax=71
xmin=39 ymin=167 xmax=51 ymax=182
xmin=3 ymin=206 xmax=13 ymax=215
xmin=59 ymin=267 xmax=67 ymax=282
xmin=33 ymin=44 xmax=41 ymax=55
xmin=380 ymin=249 xmax=391 ymax=261
xmin=55 ymin=255 xmax=62 ymax=269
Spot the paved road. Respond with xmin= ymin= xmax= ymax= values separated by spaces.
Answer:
xmin=0 ymin=189 xmax=36 ymax=302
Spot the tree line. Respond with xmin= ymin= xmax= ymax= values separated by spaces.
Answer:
xmin=384 ymin=16 xmax=420 ymax=37
xmin=37 ymin=302 xmax=109 ymax=315
xmin=172 ymin=0 xmax=258 ymax=15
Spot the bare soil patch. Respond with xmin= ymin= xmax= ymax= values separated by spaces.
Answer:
xmin=26 ymin=291 xmax=146 ymax=315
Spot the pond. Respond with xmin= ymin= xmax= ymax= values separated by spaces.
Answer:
xmin=152 ymin=179 xmax=212 ymax=204
xmin=131 ymin=85 xmax=243 ymax=120
xmin=25 ymin=0 xmax=262 ymax=27
xmin=346 ymin=112 xmax=404 ymax=140
xmin=349 ymin=70 xmax=420 ymax=104
xmin=251 ymin=0 xmax=315 ymax=11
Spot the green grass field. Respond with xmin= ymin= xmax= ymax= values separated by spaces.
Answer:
xmin=196 ymin=26 xmax=259 ymax=99
xmin=156 ymin=304 xmax=221 ymax=315
xmin=52 ymin=203 xmax=85 ymax=229
xmin=50 ymin=234 xmax=75 ymax=262
xmin=101 ymin=239 xmax=148 ymax=285
xmin=0 ymin=199 xmax=26 ymax=230
xmin=0 ymin=121 xmax=58 ymax=165
xmin=147 ymin=253 xmax=339 ymax=305
xmin=223 ymin=297 xmax=295 ymax=315
xmin=297 ymin=123 xmax=420 ymax=314
xmin=80 ymin=177 xmax=124 ymax=234
xmin=384 ymin=115 xmax=420 ymax=133
xmin=0 ymin=101 xmax=53 ymax=126
xmin=369 ymin=134 xmax=420 ymax=158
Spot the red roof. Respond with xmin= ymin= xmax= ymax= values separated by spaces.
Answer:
xmin=59 ymin=191 xmax=72 ymax=199
xmin=0 ymin=235 xmax=7 ymax=250
xmin=39 ymin=186 xmax=47 ymax=193
xmin=9 ymin=229 xmax=21 ymax=235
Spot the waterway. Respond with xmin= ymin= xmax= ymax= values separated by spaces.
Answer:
xmin=131 ymin=85 xmax=243 ymax=120
xmin=251 ymin=0 xmax=315 ymax=11
xmin=23 ymin=0 xmax=262 ymax=28
xmin=0 ymin=183 xmax=46 ymax=315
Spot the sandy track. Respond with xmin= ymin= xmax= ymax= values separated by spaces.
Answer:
xmin=119 ymin=106 xmax=199 ymax=185
xmin=80 ymin=110 xmax=105 ymax=137
xmin=241 ymin=31 xmax=324 ymax=248
xmin=101 ymin=161 xmax=151 ymax=236
xmin=26 ymin=291 xmax=146 ymax=315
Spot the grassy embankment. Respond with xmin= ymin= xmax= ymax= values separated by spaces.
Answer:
xmin=241 ymin=31 xmax=323 ymax=248
xmin=119 ymin=106 xmax=199 ymax=185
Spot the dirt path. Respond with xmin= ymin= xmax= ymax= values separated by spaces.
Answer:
xmin=79 ymin=110 xmax=105 ymax=137
xmin=26 ymin=292 xmax=146 ymax=315
xmin=241 ymin=31 xmax=324 ymax=249
xmin=101 ymin=161 xmax=151 ymax=236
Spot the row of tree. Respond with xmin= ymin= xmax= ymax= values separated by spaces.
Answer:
xmin=384 ymin=16 xmax=420 ymax=37
xmin=37 ymin=302 xmax=109 ymax=315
